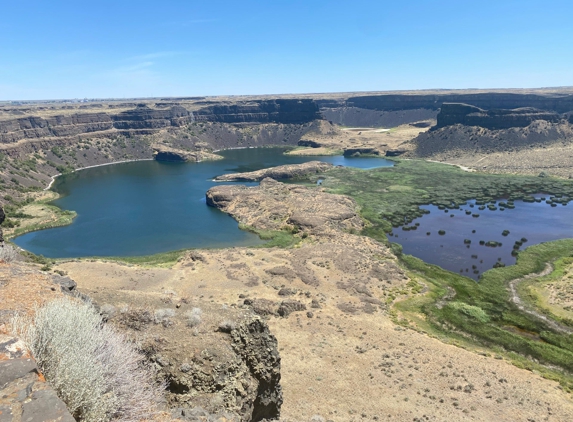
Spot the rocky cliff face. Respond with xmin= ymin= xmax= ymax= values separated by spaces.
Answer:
xmin=435 ymin=103 xmax=563 ymax=130
xmin=0 ymin=112 xmax=114 ymax=143
xmin=194 ymin=99 xmax=321 ymax=124
xmin=344 ymin=92 xmax=573 ymax=113
xmin=320 ymin=106 xmax=438 ymax=128
xmin=408 ymin=119 xmax=573 ymax=157
xmin=0 ymin=100 xmax=321 ymax=145
xmin=0 ymin=106 xmax=194 ymax=144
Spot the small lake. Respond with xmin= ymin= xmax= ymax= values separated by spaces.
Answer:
xmin=14 ymin=148 xmax=393 ymax=258
xmin=388 ymin=197 xmax=573 ymax=280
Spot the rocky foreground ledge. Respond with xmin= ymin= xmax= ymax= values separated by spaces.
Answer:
xmin=213 ymin=161 xmax=333 ymax=182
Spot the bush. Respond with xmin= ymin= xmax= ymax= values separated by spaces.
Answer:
xmin=0 ymin=243 xmax=19 ymax=263
xmin=154 ymin=308 xmax=175 ymax=326
xmin=186 ymin=307 xmax=202 ymax=327
xmin=12 ymin=297 xmax=164 ymax=421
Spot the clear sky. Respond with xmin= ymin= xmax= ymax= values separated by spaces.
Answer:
xmin=1 ymin=0 xmax=572 ymax=100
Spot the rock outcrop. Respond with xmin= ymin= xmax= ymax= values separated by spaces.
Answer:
xmin=0 ymin=335 xmax=75 ymax=422
xmin=194 ymin=99 xmax=321 ymax=124
xmin=152 ymin=146 xmax=222 ymax=162
xmin=162 ymin=313 xmax=281 ymax=422
xmin=408 ymin=119 xmax=573 ymax=157
xmin=214 ymin=161 xmax=333 ymax=182
xmin=435 ymin=103 xmax=563 ymax=130
xmin=229 ymin=317 xmax=282 ymax=421
xmin=206 ymin=178 xmax=363 ymax=236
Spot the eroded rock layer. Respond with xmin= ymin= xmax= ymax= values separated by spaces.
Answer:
xmin=436 ymin=103 xmax=563 ymax=130
xmin=213 ymin=161 xmax=333 ymax=182
xmin=207 ymin=178 xmax=363 ymax=236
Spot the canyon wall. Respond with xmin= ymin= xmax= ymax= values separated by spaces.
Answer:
xmin=194 ymin=99 xmax=321 ymax=124
xmin=342 ymin=93 xmax=573 ymax=113
xmin=0 ymin=100 xmax=321 ymax=144
xmin=435 ymin=103 xmax=563 ymax=130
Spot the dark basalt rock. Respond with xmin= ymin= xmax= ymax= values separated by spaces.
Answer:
xmin=276 ymin=300 xmax=306 ymax=317
xmin=194 ymin=99 xmax=321 ymax=124
xmin=385 ymin=149 xmax=407 ymax=157
xmin=435 ymin=103 xmax=562 ymax=130
xmin=230 ymin=317 xmax=282 ymax=422
xmin=297 ymin=139 xmax=322 ymax=148
xmin=345 ymin=92 xmax=573 ymax=113
xmin=0 ymin=335 xmax=75 ymax=422
xmin=343 ymin=147 xmax=380 ymax=157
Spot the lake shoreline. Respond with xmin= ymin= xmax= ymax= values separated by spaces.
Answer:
xmin=18 ymin=148 xmax=391 ymax=259
xmin=44 ymin=158 xmax=155 ymax=191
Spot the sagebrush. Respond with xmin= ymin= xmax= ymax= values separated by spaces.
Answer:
xmin=12 ymin=297 xmax=165 ymax=421
xmin=0 ymin=243 xmax=19 ymax=263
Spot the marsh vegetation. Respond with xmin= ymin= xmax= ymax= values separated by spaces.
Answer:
xmin=299 ymin=159 xmax=573 ymax=390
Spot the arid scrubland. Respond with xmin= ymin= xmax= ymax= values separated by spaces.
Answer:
xmin=3 ymin=90 xmax=573 ymax=421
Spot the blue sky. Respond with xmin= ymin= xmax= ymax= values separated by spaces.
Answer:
xmin=1 ymin=0 xmax=572 ymax=100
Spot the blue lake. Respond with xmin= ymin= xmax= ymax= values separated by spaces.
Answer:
xmin=14 ymin=148 xmax=393 ymax=258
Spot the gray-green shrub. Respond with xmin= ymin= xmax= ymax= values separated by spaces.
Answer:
xmin=0 ymin=243 xmax=19 ymax=263
xmin=12 ymin=297 xmax=164 ymax=421
xmin=186 ymin=307 xmax=202 ymax=327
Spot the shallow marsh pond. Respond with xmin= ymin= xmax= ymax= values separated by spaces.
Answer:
xmin=388 ymin=196 xmax=573 ymax=280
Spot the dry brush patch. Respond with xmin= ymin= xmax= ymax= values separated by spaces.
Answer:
xmin=12 ymin=297 xmax=165 ymax=422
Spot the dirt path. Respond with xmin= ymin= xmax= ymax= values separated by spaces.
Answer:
xmin=508 ymin=263 xmax=573 ymax=335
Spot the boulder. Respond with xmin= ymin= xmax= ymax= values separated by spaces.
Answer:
xmin=0 ymin=335 xmax=75 ymax=422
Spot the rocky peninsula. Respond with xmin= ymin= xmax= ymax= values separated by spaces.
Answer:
xmin=213 ymin=161 xmax=333 ymax=182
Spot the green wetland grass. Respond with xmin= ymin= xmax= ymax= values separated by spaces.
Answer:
xmin=311 ymin=159 xmax=573 ymax=235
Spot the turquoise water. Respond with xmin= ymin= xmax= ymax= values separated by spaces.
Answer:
xmin=14 ymin=148 xmax=393 ymax=258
